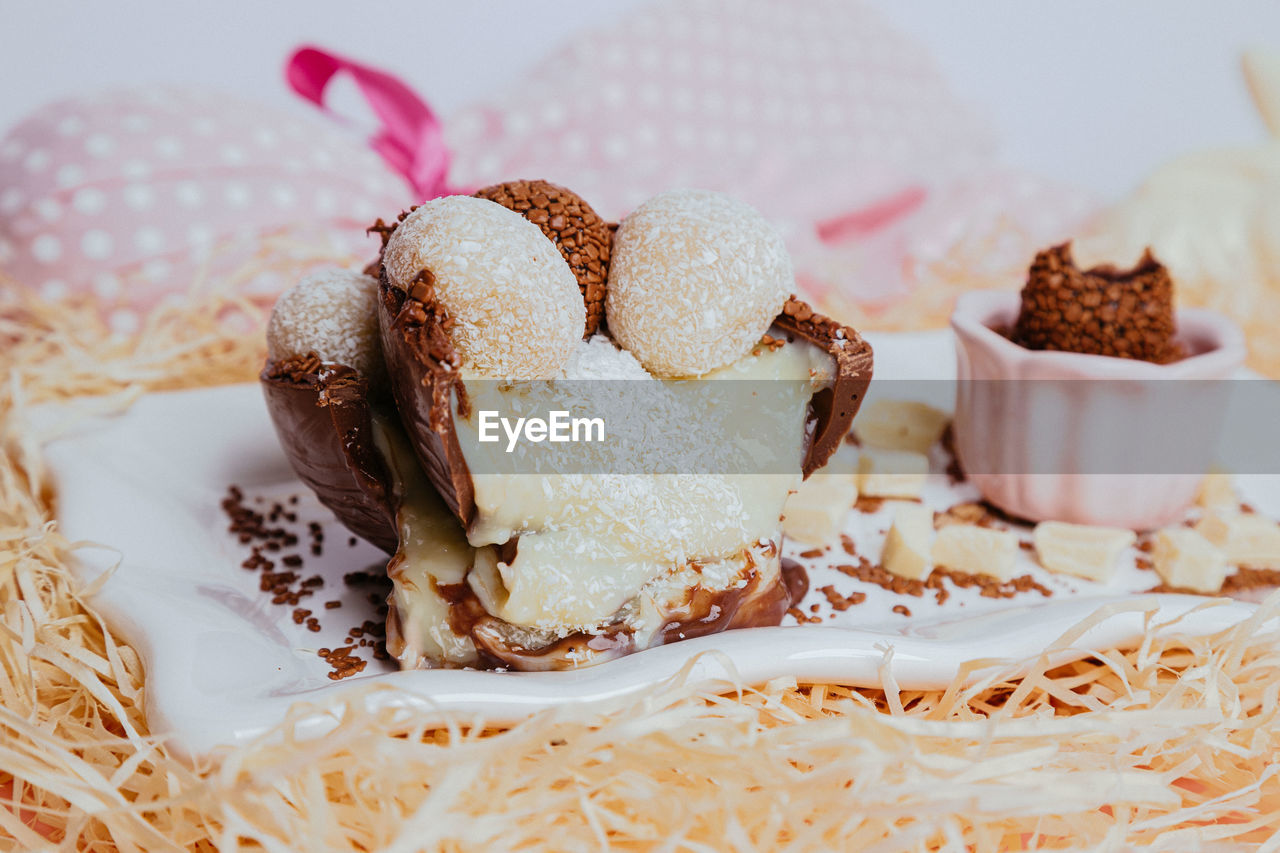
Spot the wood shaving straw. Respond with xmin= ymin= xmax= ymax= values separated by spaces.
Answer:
xmin=3 ymin=244 xmax=1280 ymax=851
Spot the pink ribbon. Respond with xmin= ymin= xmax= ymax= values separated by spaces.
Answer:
xmin=815 ymin=186 xmax=927 ymax=245
xmin=285 ymin=46 xmax=464 ymax=200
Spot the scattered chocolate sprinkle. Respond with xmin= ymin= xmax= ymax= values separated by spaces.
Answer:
xmin=221 ymin=484 xmax=388 ymax=680
xmin=834 ymin=540 xmax=1051 ymax=603
xmin=788 ymin=606 xmax=822 ymax=625
xmin=819 ymin=585 xmax=866 ymax=611
xmin=799 ymin=547 xmax=826 ymax=559
xmin=319 ymin=645 xmax=367 ymax=681
xmin=933 ymin=567 xmax=1053 ymax=600
xmin=892 ymin=604 xmax=912 ymax=617
xmin=756 ymin=333 xmax=786 ymax=353
xmin=1224 ymin=566 xmax=1280 ymax=593
xmin=854 ymin=496 xmax=886 ymax=513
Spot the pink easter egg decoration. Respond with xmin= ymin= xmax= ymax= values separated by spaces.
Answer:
xmin=0 ymin=86 xmax=413 ymax=326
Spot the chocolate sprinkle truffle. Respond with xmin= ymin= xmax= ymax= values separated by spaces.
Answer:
xmin=474 ymin=179 xmax=612 ymax=337
xmin=1011 ymin=243 xmax=1180 ymax=363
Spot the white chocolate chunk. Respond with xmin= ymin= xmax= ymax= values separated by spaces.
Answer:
xmin=857 ymin=448 xmax=929 ymax=499
xmin=781 ymin=471 xmax=858 ymax=545
xmin=1195 ymin=472 xmax=1237 ymax=510
xmin=931 ymin=524 xmax=1018 ymax=581
xmin=1153 ymin=527 xmax=1227 ymax=593
xmin=1032 ymin=521 xmax=1135 ymax=582
xmin=882 ymin=502 xmax=935 ymax=580
xmin=1195 ymin=511 xmax=1280 ymax=568
xmin=854 ymin=400 xmax=950 ymax=454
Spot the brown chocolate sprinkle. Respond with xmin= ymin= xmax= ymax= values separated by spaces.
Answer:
xmin=799 ymin=547 xmax=826 ymax=559
xmin=788 ymin=607 xmax=822 ymax=625
xmin=1151 ymin=567 xmax=1280 ymax=596
xmin=819 ymin=585 xmax=866 ymax=611
xmin=319 ymin=646 xmax=367 ymax=681
xmin=1011 ymin=243 xmax=1182 ymax=363
xmin=892 ymin=604 xmax=912 ymax=617
xmin=221 ymin=484 xmax=388 ymax=680
xmin=934 ymin=567 xmax=1052 ymax=600
xmin=1225 ymin=567 xmax=1280 ymax=592
xmin=834 ymin=543 xmax=1051 ymax=605
xmin=756 ymin=333 xmax=786 ymax=353
xmin=854 ymin=496 xmax=887 ymax=514
xmin=474 ymin=180 xmax=612 ymax=337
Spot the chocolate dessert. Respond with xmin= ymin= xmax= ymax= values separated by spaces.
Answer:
xmin=261 ymin=185 xmax=874 ymax=671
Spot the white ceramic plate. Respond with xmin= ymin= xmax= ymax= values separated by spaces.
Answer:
xmin=38 ymin=332 xmax=1274 ymax=757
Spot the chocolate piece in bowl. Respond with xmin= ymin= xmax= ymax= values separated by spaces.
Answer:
xmin=1010 ymin=242 xmax=1181 ymax=363
xmin=474 ymin=179 xmax=613 ymax=337
xmin=950 ymin=242 xmax=1246 ymax=530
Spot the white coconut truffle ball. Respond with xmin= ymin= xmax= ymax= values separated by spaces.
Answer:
xmin=267 ymin=267 xmax=385 ymax=386
xmin=382 ymin=196 xmax=584 ymax=379
xmin=605 ymin=189 xmax=793 ymax=378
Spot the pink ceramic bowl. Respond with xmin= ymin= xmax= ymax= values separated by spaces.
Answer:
xmin=950 ymin=290 xmax=1247 ymax=530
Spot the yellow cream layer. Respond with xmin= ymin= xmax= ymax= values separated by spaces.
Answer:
xmin=452 ymin=336 xmax=831 ymax=632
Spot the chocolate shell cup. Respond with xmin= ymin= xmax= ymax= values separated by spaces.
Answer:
xmin=377 ymin=275 xmax=874 ymax=530
xmin=377 ymin=280 xmax=478 ymax=528
xmin=260 ymin=354 xmax=399 ymax=553
xmin=774 ymin=296 xmax=875 ymax=477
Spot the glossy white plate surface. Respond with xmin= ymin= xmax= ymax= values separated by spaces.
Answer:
xmin=38 ymin=332 xmax=1274 ymax=756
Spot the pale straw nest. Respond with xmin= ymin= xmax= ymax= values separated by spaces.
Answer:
xmin=2 ymin=233 xmax=1280 ymax=850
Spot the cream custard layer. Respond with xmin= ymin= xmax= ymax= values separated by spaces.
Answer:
xmin=454 ymin=334 xmax=831 ymax=632
xmin=382 ymin=334 xmax=831 ymax=668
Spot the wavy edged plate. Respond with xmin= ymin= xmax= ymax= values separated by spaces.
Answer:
xmin=38 ymin=332 xmax=1273 ymax=757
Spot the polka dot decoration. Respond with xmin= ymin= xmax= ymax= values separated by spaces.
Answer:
xmin=441 ymin=0 xmax=1097 ymax=316
xmin=444 ymin=0 xmax=998 ymax=223
xmin=0 ymin=87 xmax=413 ymax=318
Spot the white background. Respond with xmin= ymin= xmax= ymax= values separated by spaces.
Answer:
xmin=2 ymin=1 xmax=1277 ymax=198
